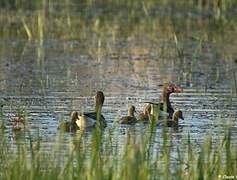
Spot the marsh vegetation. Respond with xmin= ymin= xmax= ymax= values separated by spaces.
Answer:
xmin=0 ymin=0 xmax=237 ymax=179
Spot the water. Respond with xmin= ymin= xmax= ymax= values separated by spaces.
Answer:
xmin=0 ymin=2 xmax=237 ymax=160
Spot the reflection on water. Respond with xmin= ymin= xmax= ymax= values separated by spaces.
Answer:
xmin=0 ymin=2 xmax=237 ymax=159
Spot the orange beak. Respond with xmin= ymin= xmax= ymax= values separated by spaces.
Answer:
xmin=174 ymin=86 xmax=183 ymax=93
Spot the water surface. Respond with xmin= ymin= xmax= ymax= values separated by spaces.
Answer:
xmin=0 ymin=1 xmax=237 ymax=159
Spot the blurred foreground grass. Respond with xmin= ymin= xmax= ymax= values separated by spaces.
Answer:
xmin=0 ymin=123 xmax=236 ymax=180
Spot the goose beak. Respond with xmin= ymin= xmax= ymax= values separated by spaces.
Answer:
xmin=174 ymin=87 xmax=183 ymax=93
xmin=180 ymin=115 xmax=184 ymax=120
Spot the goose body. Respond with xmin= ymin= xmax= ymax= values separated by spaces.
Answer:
xmin=76 ymin=112 xmax=106 ymax=129
xmin=159 ymin=83 xmax=183 ymax=118
xmin=58 ymin=111 xmax=79 ymax=132
xmin=119 ymin=116 xmax=137 ymax=124
xmin=157 ymin=110 xmax=184 ymax=127
xmin=76 ymin=91 xmax=106 ymax=130
xmin=119 ymin=105 xmax=137 ymax=124
xmin=138 ymin=103 xmax=151 ymax=122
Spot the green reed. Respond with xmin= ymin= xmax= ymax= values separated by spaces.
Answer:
xmin=0 ymin=102 xmax=5 ymax=129
xmin=0 ymin=1 xmax=237 ymax=178
xmin=0 ymin=119 xmax=236 ymax=180
xmin=0 ymin=0 xmax=236 ymax=40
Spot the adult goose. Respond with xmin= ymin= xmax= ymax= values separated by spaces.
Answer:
xmin=76 ymin=91 xmax=106 ymax=130
xmin=145 ymin=83 xmax=183 ymax=118
xmin=157 ymin=110 xmax=184 ymax=127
